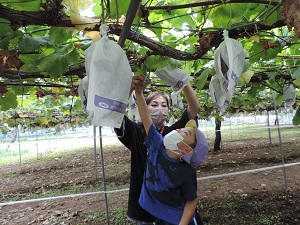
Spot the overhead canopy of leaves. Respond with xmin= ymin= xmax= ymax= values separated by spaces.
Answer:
xmin=0 ymin=0 xmax=299 ymax=129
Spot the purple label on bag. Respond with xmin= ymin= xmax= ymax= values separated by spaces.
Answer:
xmin=173 ymin=80 xmax=184 ymax=91
xmin=130 ymin=103 xmax=137 ymax=110
xmin=222 ymin=80 xmax=229 ymax=92
xmin=94 ymin=95 xmax=126 ymax=113
xmin=231 ymin=71 xmax=238 ymax=86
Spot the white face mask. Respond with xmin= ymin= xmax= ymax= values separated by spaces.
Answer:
xmin=163 ymin=130 xmax=184 ymax=155
xmin=149 ymin=107 xmax=168 ymax=126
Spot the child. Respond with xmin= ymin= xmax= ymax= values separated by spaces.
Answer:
xmin=134 ymin=75 xmax=209 ymax=225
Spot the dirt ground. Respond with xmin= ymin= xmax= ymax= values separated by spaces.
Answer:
xmin=0 ymin=129 xmax=300 ymax=225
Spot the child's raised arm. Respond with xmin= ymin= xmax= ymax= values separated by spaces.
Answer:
xmin=133 ymin=74 xmax=152 ymax=135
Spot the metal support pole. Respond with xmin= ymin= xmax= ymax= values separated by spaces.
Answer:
xmin=93 ymin=125 xmax=109 ymax=224
xmin=93 ymin=126 xmax=98 ymax=181
xmin=117 ymin=0 xmax=141 ymax=47
xmin=272 ymin=91 xmax=288 ymax=194
xmin=266 ymin=110 xmax=274 ymax=157
xmin=36 ymin=128 xmax=39 ymax=160
xmin=99 ymin=126 xmax=110 ymax=224
xmin=17 ymin=126 xmax=22 ymax=172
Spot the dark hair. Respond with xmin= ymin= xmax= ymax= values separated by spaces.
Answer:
xmin=145 ymin=92 xmax=169 ymax=108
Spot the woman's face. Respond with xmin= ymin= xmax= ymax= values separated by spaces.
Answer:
xmin=147 ymin=95 xmax=169 ymax=127
xmin=147 ymin=95 xmax=168 ymax=109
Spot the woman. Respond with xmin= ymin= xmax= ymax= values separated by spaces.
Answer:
xmin=114 ymin=74 xmax=200 ymax=224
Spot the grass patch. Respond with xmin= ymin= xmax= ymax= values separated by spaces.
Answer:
xmin=0 ymin=149 xmax=30 ymax=165
xmin=200 ymin=193 xmax=299 ymax=225
xmin=205 ymin=125 xmax=300 ymax=142
xmin=0 ymin=180 xmax=129 ymax=203
xmin=0 ymin=136 xmax=123 ymax=166
xmin=80 ymin=208 xmax=135 ymax=225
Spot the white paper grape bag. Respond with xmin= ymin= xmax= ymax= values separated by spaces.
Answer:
xmin=209 ymin=30 xmax=246 ymax=113
xmin=84 ymin=24 xmax=132 ymax=128
xmin=156 ymin=65 xmax=193 ymax=94
xmin=171 ymin=92 xmax=183 ymax=111
xmin=128 ymin=90 xmax=141 ymax=122
xmin=283 ymin=84 xmax=296 ymax=108
xmin=78 ymin=76 xmax=94 ymax=120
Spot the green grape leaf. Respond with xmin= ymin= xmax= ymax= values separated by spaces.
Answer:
xmin=291 ymin=67 xmax=300 ymax=79
xmin=134 ymin=64 xmax=147 ymax=75
xmin=293 ymin=78 xmax=300 ymax=87
xmin=0 ymin=91 xmax=18 ymax=111
xmin=73 ymin=99 xmax=84 ymax=111
xmin=11 ymin=85 xmax=31 ymax=95
xmin=292 ymin=106 xmax=300 ymax=126
xmin=171 ymin=9 xmax=195 ymax=29
xmin=210 ymin=4 xmax=246 ymax=27
xmin=261 ymin=46 xmax=282 ymax=60
xmin=4 ymin=0 xmax=42 ymax=11
xmin=245 ymin=4 xmax=264 ymax=21
xmin=238 ymin=70 xmax=254 ymax=86
xmin=109 ymin=0 xmax=130 ymax=19
xmin=43 ymin=96 xmax=58 ymax=107
xmin=195 ymin=70 xmax=209 ymax=90
xmin=149 ymin=27 xmax=162 ymax=41
xmin=248 ymin=41 xmax=264 ymax=63
xmin=169 ymin=59 xmax=183 ymax=68
xmin=0 ymin=33 xmax=12 ymax=50
xmin=1 ymin=30 xmax=23 ymax=50
xmin=247 ymin=86 xmax=258 ymax=98
xmin=49 ymin=27 xmax=73 ymax=45
xmin=19 ymin=54 xmax=43 ymax=72
xmin=181 ymin=61 xmax=193 ymax=75
xmin=45 ymin=110 xmax=54 ymax=120
xmin=0 ymin=18 xmax=12 ymax=39
xmin=149 ymin=10 xmax=163 ymax=25
xmin=145 ymin=56 xmax=169 ymax=70
xmin=261 ymin=6 xmax=283 ymax=26
xmin=274 ymin=92 xmax=283 ymax=104
xmin=92 ymin=3 xmax=102 ymax=16
xmin=185 ymin=36 xmax=198 ymax=46
xmin=37 ymin=44 xmax=80 ymax=78
xmin=34 ymin=117 xmax=49 ymax=126
xmin=249 ymin=41 xmax=281 ymax=63
xmin=18 ymin=36 xmax=46 ymax=52
xmin=163 ymin=34 xmax=177 ymax=48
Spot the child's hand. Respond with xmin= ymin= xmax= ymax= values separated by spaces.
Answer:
xmin=131 ymin=74 xmax=150 ymax=92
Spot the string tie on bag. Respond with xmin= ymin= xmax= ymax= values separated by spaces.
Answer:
xmin=100 ymin=24 xmax=109 ymax=39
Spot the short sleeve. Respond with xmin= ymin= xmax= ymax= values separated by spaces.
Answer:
xmin=144 ymin=123 xmax=163 ymax=153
